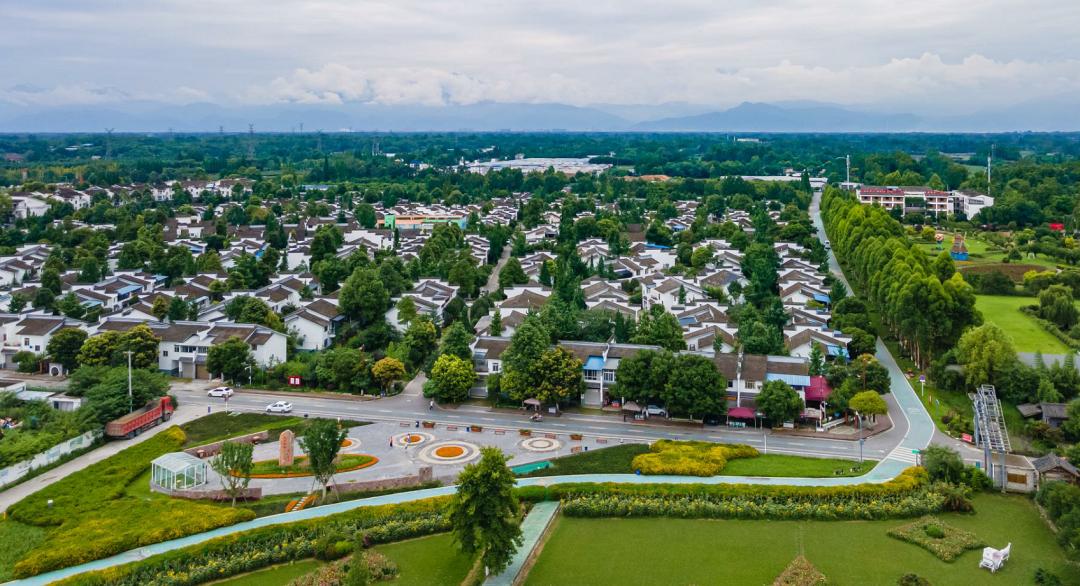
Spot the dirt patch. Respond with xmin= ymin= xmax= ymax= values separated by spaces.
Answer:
xmin=959 ymin=263 xmax=1046 ymax=282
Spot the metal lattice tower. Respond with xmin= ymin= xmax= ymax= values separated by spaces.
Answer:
xmin=973 ymin=384 xmax=1010 ymax=490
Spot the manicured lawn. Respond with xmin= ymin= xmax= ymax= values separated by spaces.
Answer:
xmin=520 ymin=444 xmax=649 ymax=477
xmin=0 ymin=520 xmax=48 ymax=582
xmin=974 ymin=295 xmax=1069 ymax=353
xmin=180 ymin=413 xmax=309 ymax=447
xmin=374 ymin=533 xmax=475 ymax=586
xmin=210 ymin=559 xmax=323 ymax=586
xmin=525 ymin=494 xmax=1077 ymax=586
xmin=722 ymin=454 xmax=875 ymax=478
xmin=520 ymin=444 xmax=874 ymax=478
xmin=914 ymin=235 xmax=1058 ymax=269
xmin=246 ymin=453 xmax=375 ymax=477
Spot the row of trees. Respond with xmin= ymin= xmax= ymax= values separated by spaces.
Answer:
xmin=822 ymin=187 xmax=980 ymax=368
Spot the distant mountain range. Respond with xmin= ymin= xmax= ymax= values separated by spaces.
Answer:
xmin=2 ymin=98 xmax=1080 ymax=133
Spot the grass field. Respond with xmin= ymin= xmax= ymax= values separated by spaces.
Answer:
xmin=974 ymin=295 xmax=1070 ymax=353
xmin=521 ymin=443 xmax=875 ymax=478
xmin=913 ymin=234 xmax=1058 ymax=270
xmin=0 ymin=520 xmax=48 ymax=582
xmin=525 ymin=494 xmax=1077 ymax=586
xmin=374 ymin=533 xmax=475 ymax=586
xmin=210 ymin=559 xmax=322 ymax=586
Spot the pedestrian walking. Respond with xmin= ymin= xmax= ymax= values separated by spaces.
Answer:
xmin=389 ymin=437 xmax=393 ymax=448
xmin=429 ymin=400 xmax=434 ymax=410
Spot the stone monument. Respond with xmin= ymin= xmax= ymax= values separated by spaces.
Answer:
xmin=279 ymin=429 xmax=295 ymax=467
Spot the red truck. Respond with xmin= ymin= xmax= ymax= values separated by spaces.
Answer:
xmin=105 ymin=396 xmax=174 ymax=439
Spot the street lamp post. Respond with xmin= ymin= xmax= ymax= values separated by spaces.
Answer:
xmin=855 ymin=410 xmax=864 ymax=463
xmin=125 ymin=350 xmax=134 ymax=413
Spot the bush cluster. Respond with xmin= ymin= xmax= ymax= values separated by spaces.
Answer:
xmin=53 ymin=497 xmax=453 ymax=586
xmin=630 ymin=440 xmax=759 ymax=476
xmin=887 ymin=516 xmax=984 ymax=562
xmin=1035 ymin=481 xmax=1080 ymax=559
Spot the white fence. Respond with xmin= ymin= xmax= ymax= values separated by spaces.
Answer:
xmin=0 ymin=429 xmax=101 ymax=487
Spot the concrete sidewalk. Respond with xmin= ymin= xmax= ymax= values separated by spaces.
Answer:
xmin=0 ymin=404 xmax=206 ymax=512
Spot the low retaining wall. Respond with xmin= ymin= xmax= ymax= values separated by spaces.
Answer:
xmin=0 ymin=429 xmax=101 ymax=487
xmin=184 ymin=431 xmax=270 ymax=458
xmin=151 ymin=484 xmax=263 ymax=501
xmin=331 ymin=465 xmax=434 ymax=495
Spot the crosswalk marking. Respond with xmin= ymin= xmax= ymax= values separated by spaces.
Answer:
xmin=886 ymin=446 xmax=919 ymax=464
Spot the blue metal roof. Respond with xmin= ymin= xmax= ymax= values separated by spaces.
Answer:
xmin=766 ymin=373 xmax=812 ymax=388
xmin=812 ymin=293 xmax=831 ymax=304
xmin=826 ymin=344 xmax=849 ymax=358
xmin=678 ymin=316 xmax=697 ymax=326
xmin=117 ymin=284 xmax=141 ymax=295
xmin=583 ymin=356 xmax=605 ymax=371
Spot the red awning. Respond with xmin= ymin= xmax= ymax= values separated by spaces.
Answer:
xmin=805 ymin=375 xmax=832 ymax=402
xmin=728 ymin=406 xmax=756 ymax=419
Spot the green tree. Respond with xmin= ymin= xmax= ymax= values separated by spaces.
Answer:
xmin=932 ymin=251 xmax=956 ymax=283
xmin=7 ymin=293 xmax=27 ymax=313
xmin=310 ymin=225 xmax=343 ymax=265
xmin=395 ymin=296 xmax=418 ymax=326
xmin=299 ymin=419 xmax=347 ymax=499
xmin=46 ymin=328 xmax=87 ymax=374
xmin=490 ymin=308 xmax=503 ymax=336
xmin=56 ymin=293 xmax=85 ymax=320
xmin=921 ymin=445 xmax=964 ymax=484
xmin=119 ymin=324 xmax=161 ymax=369
xmin=849 ymin=390 xmax=888 ymax=422
xmin=315 ymin=347 xmax=371 ymax=394
xmin=150 ymin=296 xmax=169 ymax=320
xmin=207 ymin=337 xmax=255 ymax=383
xmin=438 ymin=322 xmax=474 ymax=362
xmin=209 ymin=441 xmax=254 ymax=506
xmin=611 ymin=349 xmax=675 ymax=405
xmin=449 ymin=447 xmax=523 ymax=575
xmin=500 ymin=318 xmax=550 ymax=401
xmin=402 ymin=317 xmax=438 ymax=370
xmin=808 ymin=344 xmax=825 ymax=376
xmin=663 ymin=353 xmax=726 ymax=420
xmin=533 ymin=347 xmax=584 ymax=408
xmin=84 ymin=368 xmax=169 ymax=424
xmin=757 ymin=380 xmax=803 ymax=425
xmin=1039 ymin=284 xmax=1079 ymax=330
xmin=955 ymin=323 xmax=1018 ymax=389
xmin=77 ymin=331 xmax=122 ymax=366
xmin=167 ymin=297 xmax=190 ymax=321
xmin=498 ymin=257 xmax=528 ymax=289
xmin=1062 ymin=399 xmax=1080 ymax=442
xmin=340 ymin=267 xmax=388 ymax=327
xmin=371 ymin=357 xmax=405 ymax=394
xmin=690 ymin=245 xmax=713 ymax=270
xmin=427 ymin=354 xmax=477 ymax=403
xmin=631 ymin=306 xmax=687 ymax=351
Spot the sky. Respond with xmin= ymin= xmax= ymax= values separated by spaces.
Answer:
xmin=2 ymin=0 xmax=1079 ymax=115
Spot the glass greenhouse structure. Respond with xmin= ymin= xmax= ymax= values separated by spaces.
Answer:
xmin=151 ymin=452 xmax=207 ymax=490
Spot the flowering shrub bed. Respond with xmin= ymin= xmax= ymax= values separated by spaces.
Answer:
xmin=887 ymin=516 xmax=984 ymax=562
xmin=773 ymin=555 xmax=827 ymax=586
xmin=53 ymin=497 xmax=453 ymax=586
xmin=630 ymin=440 xmax=760 ymax=476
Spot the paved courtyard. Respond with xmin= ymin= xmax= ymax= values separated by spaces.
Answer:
xmin=194 ymin=421 xmax=645 ymax=496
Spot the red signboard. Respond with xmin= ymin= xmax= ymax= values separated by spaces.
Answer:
xmin=1050 ymin=223 xmax=1065 ymax=232
xmin=961 ymin=433 xmax=973 ymax=443
xmin=287 ymin=376 xmax=302 ymax=387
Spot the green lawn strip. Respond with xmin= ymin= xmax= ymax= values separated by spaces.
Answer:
xmin=208 ymin=559 xmax=323 ymax=586
xmin=524 ymin=494 xmax=1077 ymax=586
xmin=974 ymin=295 xmax=1070 ymax=353
xmin=247 ymin=454 xmax=374 ymax=477
xmin=519 ymin=444 xmax=649 ymax=477
xmin=519 ymin=443 xmax=872 ymax=478
xmin=722 ymin=454 xmax=875 ymax=478
xmin=0 ymin=520 xmax=49 ymax=582
xmin=243 ymin=481 xmax=443 ymax=518
xmin=373 ymin=532 xmax=475 ymax=586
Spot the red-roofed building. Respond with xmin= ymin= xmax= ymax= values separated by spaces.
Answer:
xmin=805 ymin=375 xmax=832 ymax=402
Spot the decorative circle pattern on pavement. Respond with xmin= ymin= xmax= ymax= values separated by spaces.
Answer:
xmin=340 ymin=438 xmax=361 ymax=451
xmin=520 ymin=437 xmax=562 ymax=452
xmin=418 ymin=440 xmax=481 ymax=465
xmin=395 ymin=432 xmax=433 ymax=447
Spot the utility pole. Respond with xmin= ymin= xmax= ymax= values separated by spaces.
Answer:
xmin=299 ymin=122 xmax=304 ymax=134
xmin=104 ymin=128 xmax=114 ymax=159
xmin=247 ymin=123 xmax=255 ymax=161
xmin=125 ymin=350 xmax=134 ymax=413
xmin=845 ymin=154 xmax=851 ymax=184
xmin=987 ymin=144 xmax=994 ymax=197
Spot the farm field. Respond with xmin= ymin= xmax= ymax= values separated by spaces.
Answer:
xmin=525 ymin=494 xmax=1076 ymax=586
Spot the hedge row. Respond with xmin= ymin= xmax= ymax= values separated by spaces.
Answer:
xmin=53 ymin=497 xmax=453 ymax=586
xmin=630 ymin=440 xmax=759 ymax=476
xmin=7 ymin=426 xmax=187 ymax=525
xmin=516 ymin=467 xmax=930 ymax=504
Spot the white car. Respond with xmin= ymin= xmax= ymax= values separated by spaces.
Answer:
xmin=645 ymin=405 xmax=668 ymax=417
xmin=266 ymin=401 xmax=293 ymax=413
xmin=207 ymin=386 xmax=233 ymax=398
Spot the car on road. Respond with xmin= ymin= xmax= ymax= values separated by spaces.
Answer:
xmin=645 ymin=405 xmax=668 ymax=418
xmin=265 ymin=401 xmax=293 ymax=413
xmin=207 ymin=386 xmax=233 ymax=398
